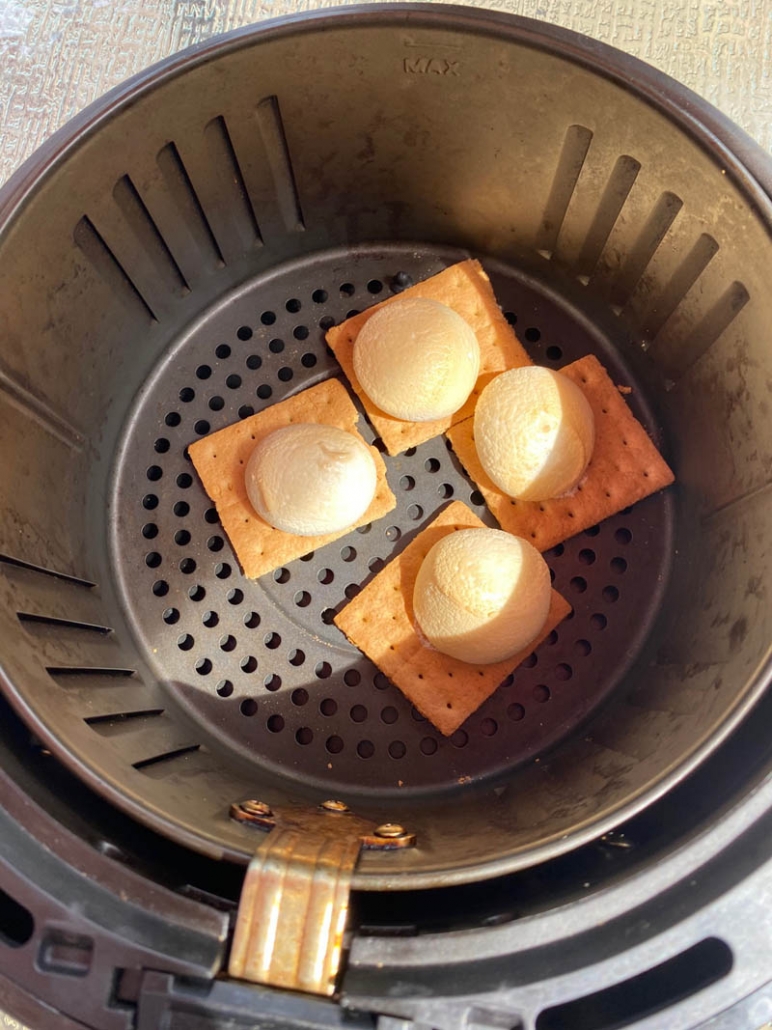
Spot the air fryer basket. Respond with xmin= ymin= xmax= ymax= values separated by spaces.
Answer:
xmin=1 ymin=5 xmax=771 ymax=893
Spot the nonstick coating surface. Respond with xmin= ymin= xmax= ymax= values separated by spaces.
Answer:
xmin=112 ymin=244 xmax=673 ymax=798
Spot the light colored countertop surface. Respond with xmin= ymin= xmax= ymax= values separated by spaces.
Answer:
xmin=1 ymin=0 xmax=771 ymax=196
xmin=0 ymin=1 xmax=770 ymax=1027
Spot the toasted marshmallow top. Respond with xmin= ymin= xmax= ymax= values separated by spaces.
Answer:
xmin=245 ymin=423 xmax=376 ymax=536
xmin=413 ymin=527 xmax=551 ymax=664
xmin=353 ymin=297 xmax=480 ymax=422
xmin=474 ymin=366 xmax=595 ymax=501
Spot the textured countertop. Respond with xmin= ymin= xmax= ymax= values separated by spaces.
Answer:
xmin=1 ymin=0 xmax=771 ymax=195
xmin=0 ymin=2 xmax=770 ymax=1028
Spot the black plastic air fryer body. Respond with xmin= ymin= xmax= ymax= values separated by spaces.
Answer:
xmin=2 ymin=6 xmax=772 ymax=1029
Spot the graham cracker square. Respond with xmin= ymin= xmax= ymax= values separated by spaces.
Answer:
xmin=334 ymin=501 xmax=571 ymax=736
xmin=188 ymin=379 xmax=396 ymax=579
xmin=326 ymin=259 xmax=531 ymax=456
xmin=446 ymin=354 xmax=675 ymax=552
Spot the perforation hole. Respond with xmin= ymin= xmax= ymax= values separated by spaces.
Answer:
xmin=195 ymin=658 xmax=212 ymax=676
xmin=524 ymin=327 xmax=541 ymax=343
xmin=316 ymin=662 xmax=332 ymax=679
xmin=264 ymin=632 xmax=281 ymax=650
xmin=555 ymin=663 xmax=573 ymax=681
xmin=388 ymin=741 xmax=406 ymax=759
xmin=546 ymin=345 xmax=563 ymax=361
xmin=291 ymin=688 xmax=309 ymax=706
xmin=240 ymin=656 xmax=258 ymax=674
xmin=296 ymin=727 xmax=313 ymax=745
xmin=208 ymin=395 xmax=224 ymax=411
xmin=217 ymin=679 xmax=233 ymax=697
xmin=270 ymin=339 xmax=285 ymax=356
xmin=350 ymin=704 xmax=368 ymax=723
xmin=507 ymin=703 xmax=525 ymax=721
xmin=611 ymin=557 xmax=628 ymax=574
xmin=265 ymin=674 xmax=281 ymax=691
xmin=602 ymin=585 xmax=620 ymax=603
xmin=240 ymin=698 xmax=257 ymax=717
xmin=215 ymin=343 xmax=231 ymax=359
xmin=203 ymin=611 xmax=219 ymax=628
xmin=267 ymin=714 xmax=284 ymax=732
xmin=425 ymin=458 xmax=440 ymax=473
xmin=318 ymin=568 xmax=334 ymax=585
xmin=615 ymin=527 xmax=633 ymax=545
xmin=357 ymin=740 xmax=374 ymax=759
xmin=326 ymin=735 xmax=343 ymax=754
xmin=533 ymin=685 xmax=551 ymax=703
xmin=289 ymin=649 xmax=305 ymax=666
xmin=237 ymin=326 xmax=253 ymax=341
xmin=420 ymin=737 xmax=438 ymax=755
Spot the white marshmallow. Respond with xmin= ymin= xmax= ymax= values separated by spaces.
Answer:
xmin=474 ymin=366 xmax=595 ymax=501
xmin=413 ymin=528 xmax=551 ymax=665
xmin=353 ymin=297 xmax=480 ymax=422
xmin=245 ymin=423 xmax=376 ymax=536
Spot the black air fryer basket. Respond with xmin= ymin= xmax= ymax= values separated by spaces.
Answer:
xmin=2 ymin=6 xmax=772 ymax=1028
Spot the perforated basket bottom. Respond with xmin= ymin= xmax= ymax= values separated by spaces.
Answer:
xmin=112 ymin=244 xmax=673 ymax=798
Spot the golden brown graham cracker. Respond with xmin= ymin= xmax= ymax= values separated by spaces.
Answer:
xmin=326 ymin=260 xmax=531 ymax=456
xmin=447 ymin=354 xmax=675 ymax=552
xmin=188 ymin=379 xmax=396 ymax=580
xmin=334 ymin=501 xmax=571 ymax=736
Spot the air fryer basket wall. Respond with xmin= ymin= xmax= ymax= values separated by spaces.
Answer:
xmin=0 ymin=6 xmax=771 ymax=889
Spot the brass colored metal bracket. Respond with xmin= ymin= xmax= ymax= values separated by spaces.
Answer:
xmin=228 ymin=800 xmax=415 ymax=996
